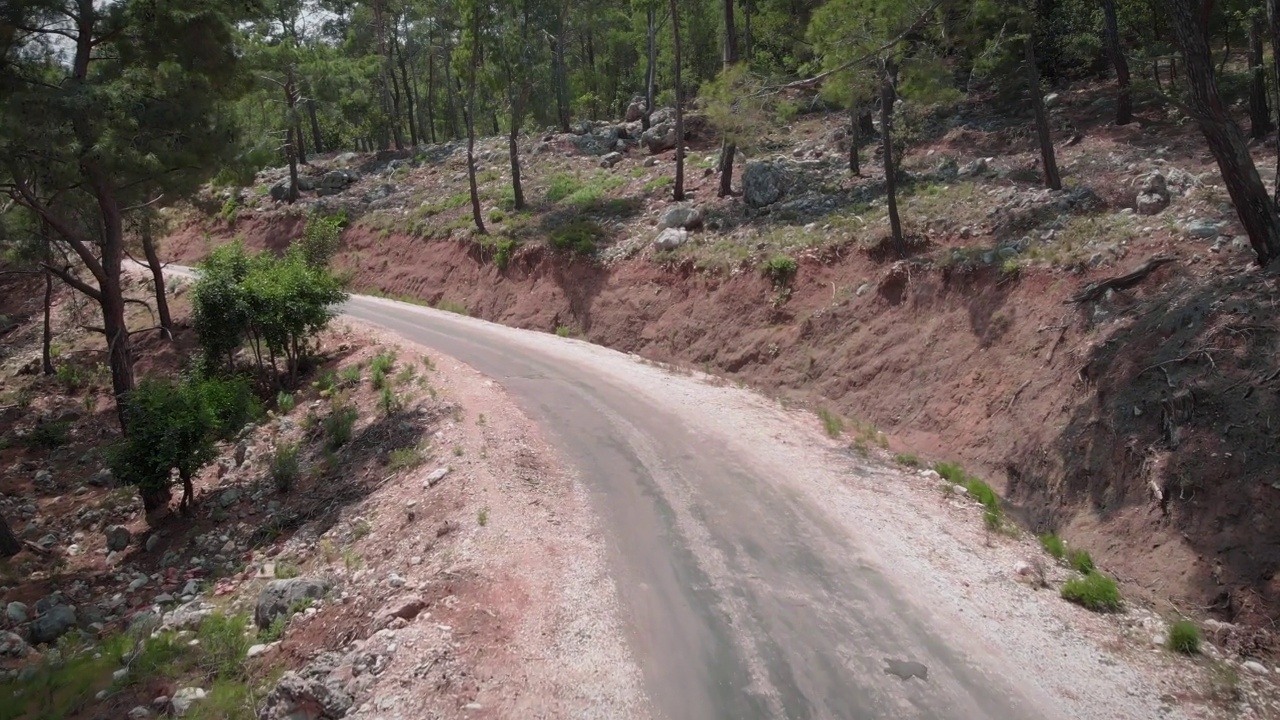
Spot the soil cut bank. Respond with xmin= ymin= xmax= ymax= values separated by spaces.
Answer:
xmin=167 ymin=212 xmax=1280 ymax=647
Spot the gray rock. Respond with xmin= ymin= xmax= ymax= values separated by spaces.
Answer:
xmin=170 ymin=687 xmax=207 ymax=717
xmin=643 ymin=156 xmax=659 ymax=167
xmin=742 ymin=161 xmax=786 ymax=208
xmin=653 ymin=228 xmax=689 ymax=250
xmin=320 ymin=169 xmax=358 ymax=190
xmin=247 ymin=643 xmax=269 ymax=658
xmin=599 ymin=151 xmax=623 ymax=168
xmin=234 ymin=440 xmax=248 ymax=467
xmin=163 ymin=601 xmax=213 ymax=630
xmin=640 ymin=122 xmax=677 ymax=154
xmin=269 ymin=182 xmax=290 ymax=202
xmin=145 ymin=534 xmax=160 ymax=553
xmin=87 ymin=468 xmax=113 ymax=487
xmin=1185 ymin=218 xmax=1226 ymax=238
xmin=106 ymin=525 xmax=131 ymax=552
xmin=423 ymin=467 xmax=450 ymax=488
xmin=364 ymin=183 xmax=395 ymax=203
xmin=34 ymin=469 xmax=53 ymax=489
xmin=255 ymin=578 xmax=330 ymax=629
xmin=218 ymin=488 xmax=241 ymax=508
xmin=1244 ymin=660 xmax=1270 ymax=675
xmin=1136 ymin=192 xmax=1168 ymax=216
xmin=625 ymin=101 xmax=645 ymax=123
xmin=6 ymin=601 xmax=28 ymax=624
xmin=0 ymin=631 xmax=27 ymax=657
xmin=127 ymin=707 xmax=151 ymax=720
xmin=296 ymin=175 xmax=317 ymax=192
xmin=258 ymin=671 xmax=353 ymax=720
xmin=29 ymin=604 xmax=77 ymax=644
xmin=1043 ymin=92 xmax=1061 ymax=109
xmin=934 ymin=156 xmax=959 ymax=182
xmin=960 ymin=158 xmax=990 ymax=177
xmin=659 ymin=204 xmax=703 ymax=231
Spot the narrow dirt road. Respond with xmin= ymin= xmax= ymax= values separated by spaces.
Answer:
xmin=333 ymin=295 xmax=1187 ymax=720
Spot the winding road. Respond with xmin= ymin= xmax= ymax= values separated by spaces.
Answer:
xmin=165 ymin=264 xmax=1147 ymax=719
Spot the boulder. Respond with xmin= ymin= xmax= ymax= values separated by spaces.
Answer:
xmin=296 ymin=175 xmax=317 ymax=192
xmin=29 ymin=604 xmax=77 ymax=645
xmin=1136 ymin=171 xmax=1170 ymax=216
xmin=0 ymin=631 xmax=27 ymax=657
xmin=1185 ymin=218 xmax=1226 ymax=238
xmin=653 ymin=228 xmax=689 ymax=250
xmin=641 ymin=122 xmax=677 ymax=154
xmin=742 ymin=161 xmax=787 ymax=208
xmin=255 ymin=578 xmax=330 ymax=629
xmin=659 ymin=204 xmax=703 ymax=231
xmin=105 ymin=525 xmax=131 ymax=552
xmin=258 ymin=672 xmax=354 ymax=720
xmin=6 ymin=601 xmax=28 ymax=624
xmin=625 ymin=100 xmax=646 ymax=123
xmin=599 ymin=152 xmax=623 ymax=169
xmin=86 ymin=468 xmax=114 ymax=487
xmin=934 ymin=156 xmax=959 ymax=182
xmin=163 ymin=601 xmax=213 ymax=630
xmin=170 ymin=687 xmax=207 ymax=717
xmin=268 ymin=182 xmax=290 ymax=202
xmin=127 ymin=707 xmax=151 ymax=720
xmin=320 ymin=170 xmax=357 ymax=190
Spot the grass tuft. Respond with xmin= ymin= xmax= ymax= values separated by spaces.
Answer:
xmin=1060 ymin=572 xmax=1122 ymax=612
xmin=817 ymin=407 xmax=843 ymax=438
xmin=1167 ymin=620 xmax=1201 ymax=655
xmin=1068 ymin=548 xmax=1094 ymax=574
xmin=1039 ymin=534 xmax=1067 ymax=560
xmin=894 ymin=453 xmax=922 ymax=468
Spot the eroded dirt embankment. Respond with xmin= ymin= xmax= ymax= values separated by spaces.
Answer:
xmin=167 ymin=213 xmax=1280 ymax=643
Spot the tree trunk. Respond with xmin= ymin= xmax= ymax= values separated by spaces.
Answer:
xmin=1170 ymin=0 xmax=1280 ymax=266
xmin=427 ymin=40 xmax=438 ymax=144
xmin=880 ymin=62 xmax=903 ymax=256
xmin=718 ymin=0 xmax=739 ymax=198
xmin=1268 ymin=0 xmax=1280 ymax=202
xmin=443 ymin=47 xmax=461 ymax=140
xmin=1250 ymin=12 xmax=1271 ymax=140
xmin=285 ymin=125 xmax=300 ymax=203
xmin=743 ymin=0 xmax=752 ymax=62
xmin=306 ymin=98 xmax=323 ymax=154
xmin=1101 ymin=0 xmax=1132 ymax=125
xmin=397 ymin=42 xmax=419 ymax=146
xmin=509 ymin=95 xmax=526 ymax=211
xmin=554 ymin=1 xmax=572 ymax=133
xmin=100 ymin=256 xmax=135 ymax=430
xmin=643 ymin=7 xmax=657 ymax=131
xmin=140 ymin=215 xmax=172 ymax=338
xmin=1025 ymin=34 xmax=1062 ymax=191
xmin=284 ymin=70 xmax=300 ymax=201
xmin=670 ymin=0 xmax=685 ymax=201
xmin=41 ymin=268 xmax=54 ymax=374
xmin=848 ymin=99 xmax=861 ymax=175
xmin=0 ymin=514 xmax=20 ymax=558
xmin=464 ymin=9 xmax=486 ymax=235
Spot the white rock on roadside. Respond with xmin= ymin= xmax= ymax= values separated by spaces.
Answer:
xmin=171 ymin=687 xmax=207 ymax=716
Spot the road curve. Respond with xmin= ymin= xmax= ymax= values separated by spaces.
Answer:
xmin=337 ymin=295 xmax=1070 ymax=720
xmin=163 ymin=264 xmax=1072 ymax=719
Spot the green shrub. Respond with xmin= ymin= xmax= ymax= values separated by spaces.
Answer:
xmin=494 ymin=238 xmax=517 ymax=271
xmin=1060 ymin=572 xmax=1122 ymax=612
xmin=269 ymin=442 xmax=300 ymax=493
xmin=370 ymin=351 xmax=396 ymax=390
xmin=195 ymin=376 xmax=261 ymax=440
xmin=1068 ymin=549 xmax=1094 ymax=574
xmin=555 ymin=325 xmax=572 ymax=337
xmin=378 ymin=386 xmax=403 ymax=416
xmin=189 ymin=678 xmax=255 ymax=720
xmin=545 ymin=172 xmax=584 ymax=203
xmin=55 ymin=363 xmax=88 ymax=393
xmin=388 ymin=446 xmax=424 ymax=471
xmin=1039 ymin=534 xmax=1066 ymax=559
xmin=817 ymin=408 xmax=843 ymax=438
xmin=338 ymin=365 xmax=361 ymax=387
xmin=435 ymin=298 xmax=469 ymax=315
xmin=762 ymin=255 xmax=798 ymax=287
xmin=324 ymin=403 xmax=359 ymax=450
xmin=276 ymin=391 xmax=295 ymax=414
xmin=195 ymin=613 xmax=250 ymax=680
xmin=313 ymin=368 xmax=337 ymax=392
xmin=219 ymin=197 xmax=240 ymax=224
xmin=25 ymin=419 xmax=70 ymax=449
xmin=110 ymin=378 xmax=219 ymax=511
xmin=274 ymin=560 xmax=301 ymax=579
xmin=894 ymin=453 xmax=921 ymax=467
xmin=298 ymin=211 xmax=347 ymax=268
xmin=1167 ymin=621 xmax=1200 ymax=655
xmin=549 ymin=220 xmax=604 ymax=255
xmin=933 ymin=461 xmax=1000 ymax=515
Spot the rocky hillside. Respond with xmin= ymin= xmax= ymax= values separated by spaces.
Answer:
xmin=169 ymin=83 xmax=1280 ymax=654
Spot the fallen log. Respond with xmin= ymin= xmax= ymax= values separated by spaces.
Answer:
xmin=1066 ymin=255 xmax=1176 ymax=304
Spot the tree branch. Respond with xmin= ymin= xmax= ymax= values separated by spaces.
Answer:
xmin=42 ymin=262 xmax=102 ymax=303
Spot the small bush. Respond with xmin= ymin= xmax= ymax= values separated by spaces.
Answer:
xmin=933 ymin=461 xmax=1000 ymax=514
xmin=25 ymin=419 xmax=70 ymax=449
xmin=545 ymin=172 xmax=583 ymax=203
xmin=1039 ymin=534 xmax=1067 ymax=559
xmin=555 ymin=325 xmax=572 ymax=337
xmin=298 ymin=212 xmax=347 ymax=268
xmin=195 ymin=613 xmax=250 ymax=680
xmin=276 ymin=391 xmax=295 ymax=414
xmin=1167 ymin=621 xmax=1201 ymax=655
xmin=56 ymin=363 xmax=88 ymax=393
xmin=370 ymin=351 xmax=396 ymax=378
xmin=258 ymin=615 xmax=287 ymax=643
xmin=894 ymin=453 xmax=921 ymax=468
xmin=393 ymin=364 xmax=417 ymax=386
xmin=1060 ymin=572 xmax=1122 ymax=612
xmin=1068 ymin=549 xmax=1095 ymax=574
xmin=494 ymin=238 xmax=517 ymax=271
xmin=269 ymin=442 xmax=300 ymax=493
xmin=378 ymin=386 xmax=403 ymax=416
xmin=274 ymin=560 xmax=301 ymax=579
xmin=817 ymin=408 xmax=843 ymax=438
xmin=763 ymin=255 xmax=798 ymax=287
xmin=388 ymin=446 xmax=424 ymax=471
xmin=324 ymin=403 xmax=358 ymax=450
xmin=195 ymin=376 xmax=261 ymax=440
xmin=338 ymin=365 xmax=361 ymax=387
xmin=435 ymin=298 xmax=469 ymax=315
xmin=549 ymin=220 xmax=604 ymax=255
xmin=313 ymin=369 xmax=337 ymax=392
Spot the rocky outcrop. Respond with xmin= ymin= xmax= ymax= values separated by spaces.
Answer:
xmin=255 ymin=578 xmax=330 ymax=629
xmin=742 ymin=161 xmax=787 ymax=208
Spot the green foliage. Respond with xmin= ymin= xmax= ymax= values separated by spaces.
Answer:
xmin=1068 ymin=549 xmax=1095 ymax=574
xmin=195 ymin=613 xmax=251 ymax=680
xmin=555 ymin=325 xmax=572 ymax=337
xmin=370 ymin=351 xmax=396 ymax=390
xmin=494 ymin=238 xmax=517 ymax=271
xmin=55 ymin=363 xmax=89 ymax=393
xmin=258 ymin=615 xmax=288 ymax=643
xmin=220 ymin=197 xmax=240 ymax=224
xmin=109 ymin=377 xmax=221 ymax=508
xmin=194 ymin=375 xmax=261 ymax=440
xmin=1167 ymin=621 xmax=1201 ymax=655
xmin=269 ymin=442 xmax=300 ymax=493
xmin=388 ymin=446 xmax=425 ymax=472
xmin=324 ymin=402 xmax=359 ymax=450
xmin=1039 ymin=534 xmax=1067 ymax=560
xmin=933 ymin=461 xmax=1000 ymax=515
xmin=25 ymin=419 xmax=69 ymax=450
xmin=299 ymin=211 xmax=347 ymax=268
xmin=762 ymin=255 xmax=798 ymax=287
xmin=313 ymin=369 xmax=338 ymax=393
xmin=545 ymin=173 xmax=583 ymax=203
xmin=378 ymin=386 xmax=403 ymax=416
xmin=276 ymin=391 xmax=296 ymax=414
xmin=817 ymin=407 xmax=843 ymax=438
xmin=1060 ymin=572 xmax=1122 ymax=612
xmin=894 ymin=453 xmax=921 ymax=468
xmin=338 ymin=365 xmax=362 ymax=388
xmin=274 ymin=560 xmax=301 ymax=579
xmin=549 ymin=220 xmax=604 ymax=255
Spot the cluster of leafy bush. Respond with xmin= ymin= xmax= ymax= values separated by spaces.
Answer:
xmin=110 ymin=226 xmax=347 ymax=512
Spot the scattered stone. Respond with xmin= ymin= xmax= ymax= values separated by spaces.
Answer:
xmin=386 ymin=573 xmax=406 ymax=589
xmin=643 ymin=156 xmax=659 ymax=167
xmin=259 ymin=671 xmax=354 ymax=720
xmin=464 ymin=703 xmax=483 ymax=711
xmin=1136 ymin=171 xmax=1171 ymax=215
xmin=170 ymin=687 xmax=207 ymax=717
xmin=154 ymin=594 xmax=175 ymax=604
xmin=255 ymin=578 xmax=331 ymax=629
xmin=163 ymin=601 xmax=213 ymax=630
xmin=659 ymin=204 xmax=703 ymax=231
xmin=742 ymin=161 xmax=786 ymax=208
xmin=599 ymin=151 xmax=623 ymax=168
xmin=625 ymin=100 xmax=645 ymax=123
xmin=0 ymin=631 xmax=28 ymax=657
xmin=423 ymin=467 xmax=450 ymax=488
xmin=247 ymin=643 xmax=270 ymax=658
xmin=653 ymin=227 xmax=689 ymax=250
xmin=218 ymin=488 xmax=241 ymax=508
xmin=37 ymin=533 xmax=57 ymax=550
xmin=127 ymin=707 xmax=151 ymax=720
xmin=182 ymin=579 xmax=200 ymax=597
xmin=29 ymin=604 xmax=77 ymax=644
xmin=113 ymin=668 xmax=129 ymax=682
xmin=1243 ymin=660 xmax=1269 ymax=675
xmin=1012 ymin=561 xmax=1032 ymax=577
xmin=6 ymin=601 xmax=29 ymax=624
xmin=640 ymin=122 xmax=677 ymax=154
xmin=128 ymin=576 xmax=149 ymax=592
xmin=1185 ymin=218 xmax=1226 ymax=238
xmin=1043 ymin=92 xmax=1060 ymax=109
xmin=960 ymin=158 xmax=990 ymax=177
xmin=934 ymin=156 xmax=959 ymax=182
xmin=145 ymin=534 xmax=160 ymax=553
xmin=87 ymin=468 xmax=114 ymax=487
xmin=105 ymin=525 xmax=131 ymax=552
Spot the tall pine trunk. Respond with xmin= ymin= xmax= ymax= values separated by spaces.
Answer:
xmin=670 ymin=0 xmax=685 ymax=201
xmin=509 ymin=92 xmax=526 ymax=211
xmin=1170 ymin=0 xmax=1280 ymax=265
xmin=464 ymin=10 xmax=486 ymax=235
xmin=40 ymin=226 xmax=54 ymax=375
xmin=554 ymin=1 xmax=572 ymax=133
xmin=140 ymin=214 xmax=172 ymax=338
xmin=306 ymin=98 xmax=323 ymax=154
xmin=848 ymin=99 xmax=861 ymax=175
xmin=643 ymin=7 xmax=657 ymax=131
xmin=1101 ymin=0 xmax=1132 ymax=125
xmin=718 ymin=0 xmax=738 ymax=198
xmin=1026 ymin=34 xmax=1062 ymax=191
xmin=1250 ymin=13 xmax=1272 ymax=140
xmin=1268 ymin=0 xmax=1280 ymax=202
xmin=880 ymin=61 xmax=903 ymax=255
